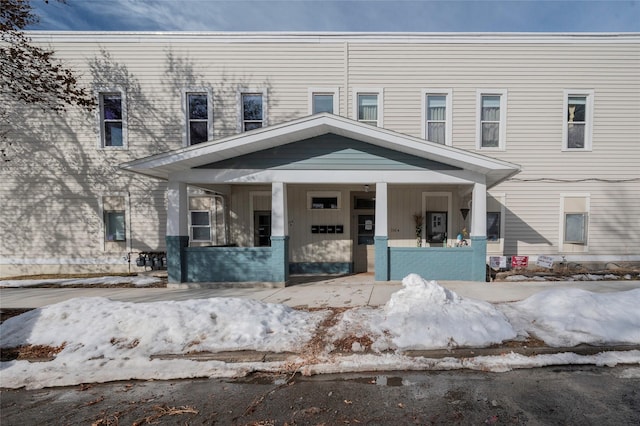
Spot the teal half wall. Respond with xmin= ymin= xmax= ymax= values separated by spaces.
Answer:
xmin=388 ymin=243 xmax=487 ymax=282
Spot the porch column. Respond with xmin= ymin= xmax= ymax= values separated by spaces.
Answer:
xmin=470 ymin=180 xmax=488 ymax=282
xmin=374 ymin=182 xmax=389 ymax=281
xmin=166 ymin=180 xmax=189 ymax=283
xmin=271 ymin=182 xmax=289 ymax=283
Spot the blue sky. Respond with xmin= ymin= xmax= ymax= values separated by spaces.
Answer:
xmin=29 ymin=0 xmax=640 ymax=32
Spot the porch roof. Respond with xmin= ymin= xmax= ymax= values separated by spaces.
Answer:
xmin=121 ymin=113 xmax=520 ymax=188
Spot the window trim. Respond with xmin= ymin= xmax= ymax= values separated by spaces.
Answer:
xmin=189 ymin=210 xmax=212 ymax=242
xmin=96 ymin=88 xmax=127 ymax=149
xmin=237 ymin=88 xmax=268 ymax=132
xmin=476 ymin=89 xmax=507 ymax=151
xmin=353 ymin=88 xmax=384 ymax=127
xmin=562 ymin=89 xmax=594 ymax=151
xmin=421 ymin=89 xmax=453 ymax=146
xmin=182 ymin=88 xmax=213 ymax=147
xmin=308 ymin=87 xmax=339 ymax=115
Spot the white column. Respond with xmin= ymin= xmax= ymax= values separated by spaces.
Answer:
xmin=271 ymin=182 xmax=288 ymax=237
xmin=167 ymin=181 xmax=188 ymax=236
xmin=375 ymin=182 xmax=388 ymax=237
xmin=470 ymin=180 xmax=487 ymax=237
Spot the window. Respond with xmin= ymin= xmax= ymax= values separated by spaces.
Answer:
xmin=311 ymin=197 xmax=338 ymax=209
xmin=309 ymin=88 xmax=339 ymax=114
xmin=426 ymin=211 xmax=448 ymax=243
xmin=476 ymin=90 xmax=507 ymax=150
xmin=354 ymin=88 xmax=383 ymax=127
xmin=564 ymin=213 xmax=588 ymax=244
xmin=422 ymin=89 xmax=452 ymax=145
xmin=487 ymin=212 xmax=501 ymax=242
xmin=190 ymin=211 xmax=211 ymax=242
xmin=313 ymin=94 xmax=334 ymax=114
xmin=307 ymin=191 xmax=341 ymax=210
xmin=186 ymin=92 xmax=210 ymax=145
xmin=99 ymin=92 xmax=125 ymax=148
xmin=563 ymin=90 xmax=594 ymax=150
xmin=239 ymin=89 xmax=267 ymax=132
xmin=104 ymin=211 xmax=125 ymax=241
xmin=560 ymin=194 xmax=590 ymax=251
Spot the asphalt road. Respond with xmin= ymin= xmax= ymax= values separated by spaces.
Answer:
xmin=2 ymin=365 xmax=639 ymax=425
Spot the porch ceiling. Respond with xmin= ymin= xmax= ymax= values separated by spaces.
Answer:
xmin=121 ymin=113 xmax=520 ymax=188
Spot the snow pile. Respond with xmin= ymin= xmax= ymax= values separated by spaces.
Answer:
xmin=1 ymin=274 xmax=639 ymax=389
xmin=501 ymin=288 xmax=640 ymax=347
xmin=0 ymin=275 xmax=162 ymax=288
xmin=0 ymin=297 xmax=327 ymax=355
xmin=381 ymin=274 xmax=517 ymax=349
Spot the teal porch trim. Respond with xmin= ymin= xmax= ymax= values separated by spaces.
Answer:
xmin=388 ymin=245 xmax=486 ymax=281
xmin=374 ymin=236 xmax=389 ymax=281
xmin=166 ymin=235 xmax=189 ymax=283
xmin=270 ymin=236 xmax=289 ymax=283
xmin=183 ymin=246 xmax=273 ymax=282
xmin=470 ymin=236 xmax=488 ymax=282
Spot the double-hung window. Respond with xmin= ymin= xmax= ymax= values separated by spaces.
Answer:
xmin=98 ymin=91 xmax=126 ymax=148
xmin=190 ymin=211 xmax=211 ymax=242
xmin=239 ymin=90 xmax=267 ymax=131
xmin=563 ymin=90 xmax=594 ymax=150
xmin=354 ymin=88 xmax=383 ymax=127
xmin=186 ymin=92 xmax=210 ymax=145
xmin=477 ymin=90 xmax=507 ymax=150
xmin=423 ymin=89 xmax=452 ymax=145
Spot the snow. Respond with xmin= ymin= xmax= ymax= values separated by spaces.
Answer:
xmin=1 ymin=274 xmax=639 ymax=390
xmin=0 ymin=275 xmax=161 ymax=288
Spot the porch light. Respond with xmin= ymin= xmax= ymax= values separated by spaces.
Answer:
xmin=460 ymin=208 xmax=470 ymax=220
xmin=364 ymin=184 xmax=370 ymax=192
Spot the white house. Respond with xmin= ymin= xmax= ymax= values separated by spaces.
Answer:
xmin=1 ymin=32 xmax=638 ymax=283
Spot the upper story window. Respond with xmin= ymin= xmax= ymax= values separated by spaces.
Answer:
xmin=476 ymin=90 xmax=507 ymax=150
xmin=423 ymin=89 xmax=452 ymax=145
xmin=186 ymin=91 xmax=210 ymax=145
xmin=98 ymin=91 xmax=126 ymax=148
xmin=313 ymin=94 xmax=334 ymax=114
xmin=354 ymin=88 xmax=383 ymax=127
xmin=239 ymin=89 xmax=267 ymax=132
xmin=309 ymin=88 xmax=340 ymax=115
xmin=563 ymin=90 xmax=594 ymax=151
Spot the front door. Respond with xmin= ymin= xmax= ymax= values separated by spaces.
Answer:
xmin=352 ymin=193 xmax=376 ymax=273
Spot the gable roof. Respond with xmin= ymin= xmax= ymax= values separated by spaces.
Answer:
xmin=121 ymin=113 xmax=520 ymax=188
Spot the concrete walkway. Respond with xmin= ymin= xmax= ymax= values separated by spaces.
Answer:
xmin=2 ymin=274 xmax=640 ymax=309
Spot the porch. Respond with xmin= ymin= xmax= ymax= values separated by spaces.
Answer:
xmin=121 ymin=114 xmax=519 ymax=285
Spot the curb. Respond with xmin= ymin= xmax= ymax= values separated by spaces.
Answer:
xmin=149 ymin=344 xmax=640 ymax=364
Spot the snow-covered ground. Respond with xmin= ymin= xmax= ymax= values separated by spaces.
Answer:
xmin=0 ymin=275 xmax=162 ymax=288
xmin=1 ymin=274 xmax=639 ymax=389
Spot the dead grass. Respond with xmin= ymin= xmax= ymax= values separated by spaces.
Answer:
xmin=1 ymin=343 xmax=66 ymax=362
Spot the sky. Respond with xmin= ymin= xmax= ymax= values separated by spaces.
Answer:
xmin=28 ymin=0 xmax=640 ymax=32
xmin=1 ymin=274 xmax=639 ymax=389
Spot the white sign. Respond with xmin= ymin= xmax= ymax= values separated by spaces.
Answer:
xmin=536 ymin=255 xmax=554 ymax=269
xmin=490 ymin=256 xmax=507 ymax=269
